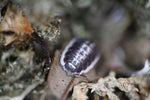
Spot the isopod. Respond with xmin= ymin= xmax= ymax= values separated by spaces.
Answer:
xmin=60 ymin=39 xmax=100 ymax=76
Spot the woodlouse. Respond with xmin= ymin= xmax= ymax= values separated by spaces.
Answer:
xmin=60 ymin=39 xmax=100 ymax=76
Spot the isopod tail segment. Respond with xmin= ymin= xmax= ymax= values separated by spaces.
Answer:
xmin=60 ymin=38 xmax=100 ymax=78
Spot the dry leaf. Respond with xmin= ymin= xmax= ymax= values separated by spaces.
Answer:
xmin=47 ymin=50 xmax=73 ymax=99
xmin=0 ymin=5 xmax=34 ymax=45
xmin=72 ymin=83 xmax=88 ymax=100
xmin=47 ymin=50 xmax=98 ymax=100
xmin=0 ymin=5 xmax=34 ymax=35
